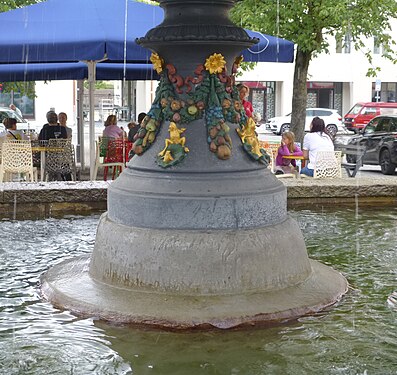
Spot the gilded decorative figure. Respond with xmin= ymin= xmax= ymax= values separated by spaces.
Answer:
xmin=159 ymin=122 xmax=189 ymax=156
xmin=157 ymin=122 xmax=190 ymax=168
xmin=236 ymin=117 xmax=263 ymax=158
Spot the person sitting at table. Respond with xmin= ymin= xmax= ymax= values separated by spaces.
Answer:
xmin=300 ymin=116 xmax=334 ymax=177
xmin=237 ymin=83 xmax=254 ymax=118
xmin=0 ymin=118 xmax=28 ymax=140
xmin=128 ymin=112 xmax=146 ymax=142
xmin=38 ymin=111 xmax=67 ymax=141
xmin=275 ymin=131 xmax=303 ymax=174
xmin=102 ymin=114 xmax=124 ymax=139
xmin=58 ymin=112 xmax=72 ymax=139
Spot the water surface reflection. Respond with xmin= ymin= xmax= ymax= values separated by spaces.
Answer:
xmin=0 ymin=208 xmax=396 ymax=374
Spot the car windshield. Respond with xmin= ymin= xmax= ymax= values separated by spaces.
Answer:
xmin=364 ymin=119 xmax=378 ymax=134
xmin=346 ymin=104 xmax=363 ymax=115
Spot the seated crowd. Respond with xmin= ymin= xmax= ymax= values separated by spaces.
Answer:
xmin=273 ymin=117 xmax=335 ymax=177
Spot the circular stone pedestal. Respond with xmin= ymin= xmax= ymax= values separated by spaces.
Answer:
xmin=41 ymin=213 xmax=348 ymax=330
xmin=41 ymin=119 xmax=348 ymax=329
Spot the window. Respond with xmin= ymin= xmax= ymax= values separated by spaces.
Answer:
xmin=362 ymin=107 xmax=376 ymax=115
xmin=364 ymin=118 xmax=378 ymax=134
xmin=344 ymin=33 xmax=351 ymax=54
xmin=376 ymin=118 xmax=391 ymax=132
xmin=314 ymin=110 xmax=332 ymax=116
xmin=390 ymin=119 xmax=397 ymax=132
xmin=0 ymin=90 xmax=35 ymax=119
xmin=335 ymin=37 xmax=342 ymax=53
xmin=347 ymin=104 xmax=363 ymax=115
xmin=373 ymin=36 xmax=381 ymax=54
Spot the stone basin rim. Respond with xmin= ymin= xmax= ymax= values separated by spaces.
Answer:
xmin=41 ymin=255 xmax=348 ymax=330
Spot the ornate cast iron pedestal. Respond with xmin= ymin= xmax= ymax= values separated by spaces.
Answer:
xmin=41 ymin=0 xmax=348 ymax=329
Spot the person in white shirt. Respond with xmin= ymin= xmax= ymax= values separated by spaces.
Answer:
xmin=0 ymin=118 xmax=28 ymax=140
xmin=9 ymin=104 xmax=23 ymax=118
xmin=301 ymin=116 xmax=334 ymax=177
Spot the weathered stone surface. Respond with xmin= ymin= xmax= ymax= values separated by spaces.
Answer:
xmin=1 ymin=177 xmax=396 ymax=209
xmin=0 ymin=181 xmax=108 ymax=204
xmin=282 ymin=177 xmax=397 ymax=201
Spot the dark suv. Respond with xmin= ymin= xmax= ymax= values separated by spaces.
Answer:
xmin=347 ymin=115 xmax=397 ymax=175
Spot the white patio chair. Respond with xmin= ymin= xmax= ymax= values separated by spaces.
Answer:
xmin=0 ymin=140 xmax=38 ymax=182
xmin=313 ymin=150 xmax=342 ymax=179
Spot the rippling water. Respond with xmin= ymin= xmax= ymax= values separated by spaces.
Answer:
xmin=1 ymin=207 xmax=397 ymax=374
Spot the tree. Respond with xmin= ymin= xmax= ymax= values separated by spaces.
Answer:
xmin=232 ymin=0 xmax=397 ymax=143
xmin=0 ymin=0 xmax=40 ymax=13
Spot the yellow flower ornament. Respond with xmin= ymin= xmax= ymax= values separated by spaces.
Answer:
xmin=150 ymin=52 xmax=164 ymax=74
xmin=205 ymin=53 xmax=226 ymax=74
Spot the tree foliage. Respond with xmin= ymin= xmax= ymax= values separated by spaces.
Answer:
xmin=84 ymin=81 xmax=114 ymax=90
xmin=0 ymin=0 xmax=40 ymax=13
xmin=232 ymin=0 xmax=397 ymax=142
xmin=1 ymin=81 xmax=35 ymax=98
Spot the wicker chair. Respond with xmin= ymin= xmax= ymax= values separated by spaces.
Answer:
xmin=0 ymin=140 xmax=38 ymax=182
xmin=93 ymin=137 xmax=125 ymax=180
xmin=44 ymin=139 xmax=76 ymax=181
xmin=313 ymin=150 xmax=342 ymax=179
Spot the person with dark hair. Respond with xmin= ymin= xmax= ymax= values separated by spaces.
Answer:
xmin=0 ymin=117 xmax=27 ymax=140
xmin=38 ymin=111 xmax=67 ymax=141
xmin=128 ymin=112 xmax=146 ymax=142
xmin=300 ymin=116 xmax=334 ymax=177
xmin=127 ymin=112 xmax=147 ymax=161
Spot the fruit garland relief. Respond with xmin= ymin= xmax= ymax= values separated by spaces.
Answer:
xmin=130 ymin=52 xmax=269 ymax=168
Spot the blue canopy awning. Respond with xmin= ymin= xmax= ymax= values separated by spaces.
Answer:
xmin=0 ymin=62 xmax=159 ymax=82
xmin=0 ymin=0 xmax=294 ymax=65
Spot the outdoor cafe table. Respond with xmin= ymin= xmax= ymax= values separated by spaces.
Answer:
xmin=31 ymin=142 xmax=64 ymax=182
xmin=282 ymin=155 xmax=307 ymax=168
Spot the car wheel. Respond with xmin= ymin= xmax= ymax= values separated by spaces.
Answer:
xmin=279 ymin=124 xmax=290 ymax=134
xmin=380 ymin=149 xmax=396 ymax=175
xmin=326 ymin=124 xmax=338 ymax=136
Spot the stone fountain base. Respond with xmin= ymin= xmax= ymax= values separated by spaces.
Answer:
xmin=41 ymin=213 xmax=348 ymax=330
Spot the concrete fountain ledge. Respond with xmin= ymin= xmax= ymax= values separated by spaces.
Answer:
xmin=0 ymin=181 xmax=109 ymax=217
xmin=0 ymin=176 xmax=396 ymax=215
xmin=281 ymin=175 xmax=397 ymax=206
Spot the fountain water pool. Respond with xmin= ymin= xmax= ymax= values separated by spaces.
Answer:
xmin=1 ymin=206 xmax=396 ymax=374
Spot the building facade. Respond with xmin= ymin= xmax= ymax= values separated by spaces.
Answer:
xmin=238 ymin=25 xmax=397 ymax=122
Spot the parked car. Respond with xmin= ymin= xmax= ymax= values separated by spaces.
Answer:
xmin=0 ymin=106 xmax=36 ymax=137
xmin=259 ymin=108 xmax=343 ymax=136
xmin=346 ymin=115 xmax=397 ymax=175
xmin=343 ymin=102 xmax=397 ymax=133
